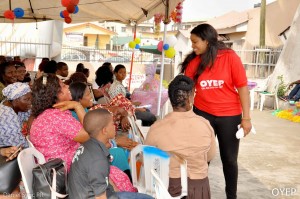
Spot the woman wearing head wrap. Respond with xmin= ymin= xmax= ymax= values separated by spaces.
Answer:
xmin=0 ymin=82 xmax=32 ymax=148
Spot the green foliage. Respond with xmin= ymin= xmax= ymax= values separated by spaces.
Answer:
xmin=277 ymin=75 xmax=287 ymax=97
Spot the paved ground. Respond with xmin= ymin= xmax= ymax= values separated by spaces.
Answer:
xmin=209 ymin=109 xmax=300 ymax=199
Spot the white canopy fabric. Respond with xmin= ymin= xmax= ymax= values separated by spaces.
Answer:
xmin=0 ymin=0 xmax=182 ymax=24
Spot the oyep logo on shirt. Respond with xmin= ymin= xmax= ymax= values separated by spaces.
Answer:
xmin=200 ymin=80 xmax=224 ymax=89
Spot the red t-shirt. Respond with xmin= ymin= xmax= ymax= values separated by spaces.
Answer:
xmin=185 ymin=49 xmax=248 ymax=116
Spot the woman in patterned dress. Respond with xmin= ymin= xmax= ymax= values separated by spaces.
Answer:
xmin=0 ymin=82 xmax=32 ymax=199
xmin=0 ymin=82 xmax=31 ymax=148
xmin=30 ymin=73 xmax=89 ymax=171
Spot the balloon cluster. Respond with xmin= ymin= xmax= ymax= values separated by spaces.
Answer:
xmin=154 ymin=13 xmax=164 ymax=35
xmin=171 ymin=1 xmax=183 ymax=24
xmin=60 ymin=0 xmax=80 ymax=24
xmin=157 ymin=36 xmax=177 ymax=58
xmin=128 ymin=38 xmax=141 ymax=50
xmin=3 ymin=8 xmax=25 ymax=20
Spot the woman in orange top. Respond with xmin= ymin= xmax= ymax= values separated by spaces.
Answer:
xmin=180 ymin=24 xmax=252 ymax=199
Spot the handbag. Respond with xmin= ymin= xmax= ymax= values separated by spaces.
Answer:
xmin=32 ymin=158 xmax=68 ymax=199
xmin=0 ymin=153 xmax=21 ymax=194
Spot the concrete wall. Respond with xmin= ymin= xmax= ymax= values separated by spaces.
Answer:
xmin=85 ymin=34 xmax=110 ymax=49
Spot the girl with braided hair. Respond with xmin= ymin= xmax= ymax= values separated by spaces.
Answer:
xmin=145 ymin=75 xmax=216 ymax=199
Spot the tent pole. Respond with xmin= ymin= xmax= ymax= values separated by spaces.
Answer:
xmin=156 ymin=0 xmax=170 ymax=117
xmin=128 ymin=23 xmax=137 ymax=91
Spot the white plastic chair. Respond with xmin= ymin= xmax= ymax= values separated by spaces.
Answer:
xmin=26 ymin=135 xmax=35 ymax=148
xmin=151 ymin=169 xmax=182 ymax=199
xmin=135 ymin=119 xmax=150 ymax=138
xmin=127 ymin=116 xmax=145 ymax=144
xmin=257 ymin=82 xmax=279 ymax=111
xmin=249 ymin=76 xmax=271 ymax=110
xmin=18 ymin=148 xmax=46 ymax=199
xmin=130 ymin=145 xmax=187 ymax=198
xmin=160 ymin=99 xmax=170 ymax=118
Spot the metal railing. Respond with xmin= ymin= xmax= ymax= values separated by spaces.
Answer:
xmin=0 ymin=39 xmax=51 ymax=59
xmin=61 ymin=46 xmax=155 ymax=63
xmin=235 ymin=48 xmax=282 ymax=78
xmin=0 ymin=39 xmax=283 ymax=79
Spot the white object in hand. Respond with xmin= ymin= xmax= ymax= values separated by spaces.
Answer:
xmin=236 ymin=124 xmax=256 ymax=139
xmin=136 ymin=104 xmax=152 ymax=109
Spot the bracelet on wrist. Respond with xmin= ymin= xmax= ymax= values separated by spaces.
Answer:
xmin=242 ymin=118 xmax=251 ymax=120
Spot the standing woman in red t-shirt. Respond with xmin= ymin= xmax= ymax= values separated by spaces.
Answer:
xmin=180 ymin=24 xmax=252 ymax=199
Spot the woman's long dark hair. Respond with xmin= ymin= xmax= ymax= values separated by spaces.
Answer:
xmin=95 ymin=62 xmax=113 ymax=88
xmin=31 ymin=74 xmax=61 ymax=117
xmin=180 ymin=24 xmax=229 ymax=82
xmin=69 ymin=82 xmax=88 ymax=102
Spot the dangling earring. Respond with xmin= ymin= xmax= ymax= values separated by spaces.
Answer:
xmin=190 ymin=102 xmax=193 ymax=109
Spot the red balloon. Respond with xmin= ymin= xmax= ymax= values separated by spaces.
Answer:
xmin=62 ymin=10 xmax=70 ymax=18
xmin=4 ymin=10 xmax=15 ymax=20
xmin=64 ymin=17 xmax=72 ymax=24
xmin=67 ymin=4 xmax=76 ymax=13
xmin=61 ymin=0 xmax=71 ymax=7
xmin=71 ymin=0 xmax=79 ymax=5
xmin=157 ymin=41 xmax=163 ymax=52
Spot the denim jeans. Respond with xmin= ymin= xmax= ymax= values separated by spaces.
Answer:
xmin=288 ymin=84 xmax=300 ymax=101
xmin=116 ymin=192 xmax=154 ymax=199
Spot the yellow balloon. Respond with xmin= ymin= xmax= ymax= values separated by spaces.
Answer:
xmin=129 ymin=41 xmax=136 ymax=49
xmin=134 ymin=38 xmax=141 ymax=44
xmin=164 ymin=47 xmax=176 ymax=58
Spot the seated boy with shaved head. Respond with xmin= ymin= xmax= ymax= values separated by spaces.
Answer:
xmin=68 ymin=109 xmax=153 ymax=199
